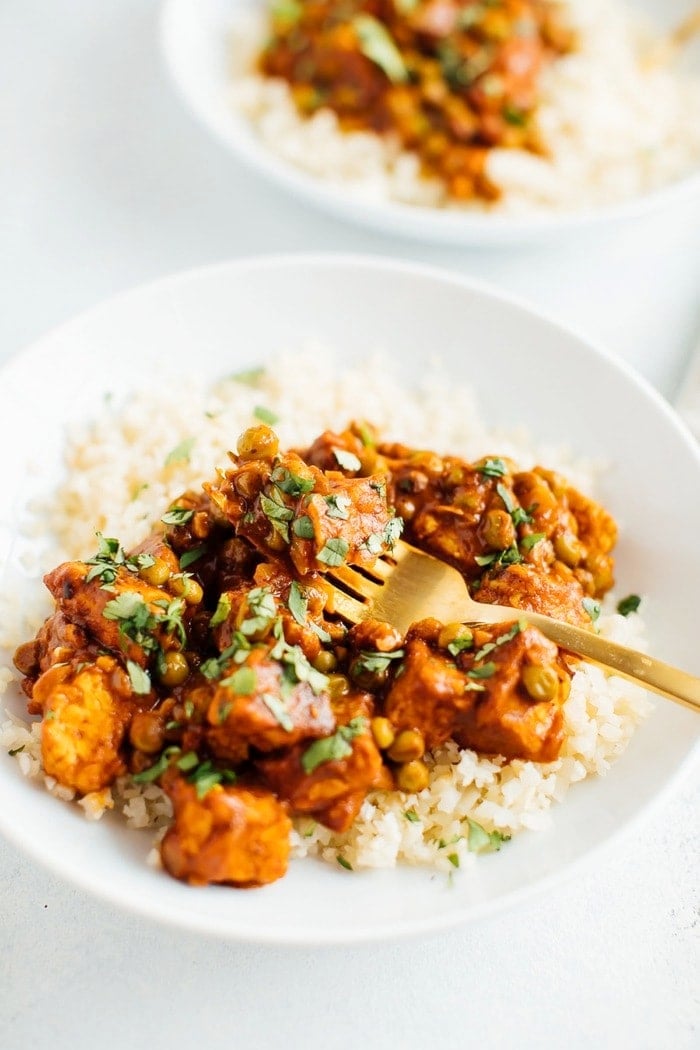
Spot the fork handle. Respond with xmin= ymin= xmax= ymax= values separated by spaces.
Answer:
xmin=472 ymin=604 xmax=700 ymax=713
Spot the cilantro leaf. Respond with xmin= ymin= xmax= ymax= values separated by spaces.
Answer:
xmin=161 ymin=507 xmax=194 ymax=527
xmin=253 ymin=405 xmax=279 ymax=425
xmin=317 ymin=538 xmax=349 ymax=567
xmin=301 ymin=717 xmax=367 ymax=774
xmin=126 ymin=659 xmax=151 ymax=696
xmin=165 ymin=437 xmax=195 ymax=467
xmin=617 ymin=594 xmax=641 ymax=617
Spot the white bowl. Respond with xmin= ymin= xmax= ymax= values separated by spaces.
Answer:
xmin=0 ymin=254 xmax=698 ymax=943
xmin=159 ymin=0 xmax=700 ymax=245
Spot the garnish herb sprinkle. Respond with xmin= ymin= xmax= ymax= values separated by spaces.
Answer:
xmin=336 ymin=855 xmax=353 ymax=871
xmin=85 ymin=534 xmax=155 ymax=585
xmin=520 ymin=532 xmax=546 ymax=551
xmin=230 ymin=366 xmax=265 ymax=386
xmin=260 ymin=490 xmax=294 ymax=543
xmin=8 ymin=745 xmax=25 ymax=757
xmin=292 ymin=515 xmax=315 ymax=539
xmin=240 ymin=587 xmax=278 ymax=637
xmin=477 ymin=457 xmax=507 ymax=478
xmin=496 ymin=482 xmax=516 ymax=514
xmin=404 ymin=809 xmax=420 ymax=823
xmin=161 ymin=507 xmax=194 ymax=527
xmin=353 ymin=14 xmax=408 ymax=83
xmin=301 ymin=717 xmax=367 ymax=773
xmin=447 ymin=852 xmax=460 ymax=869
xmin=220 ymin=666 xmax=256 ymax=694
xmin=447 ymin=634 xmax=473 ymax=657
xmin=271 ymin=466 xmax=314 ymax=497
xmin=164 ymin=436 xmax=195 ymax=467
xmin=325 ymin=494 xmax=351 ymax=520
xmin=472 ymin=621 xmax=522 ymax=662
xmin=582 ymin=597 xmax=602 ymax=623
xmin=467 ymin=662 xmax=497 ymax=680
xmin=466 ymin=818 xmax=510 ymax=854
xmin=354 ymin=649 xmax=405 ymax=675
xmin=261 ymin=693 xmax=294 ymax=732
xmin=287 ymin=581 xmax=332 ymax=642
xmin=179 ymin=544 xmax=207 ymax=569
xmin=332 ymin=447 xmax=362 ymax=472
xmin=254 ymin=405 xmax=280 ymax=425
xmin=126 ymin=660 xmax=151 ymax=696
xmin=617 ymin=594 xmax=641 ymax=617
xmin=210 ymin=593 xmax=232 ymax=628
xmin=317 ymin=537 xmax=349 ymax=567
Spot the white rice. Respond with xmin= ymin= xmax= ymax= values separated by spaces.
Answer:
xmin=229 ymin=0 xmax=700 ymax=213
xmin=0 ymin=353 xmax=653 ymax=875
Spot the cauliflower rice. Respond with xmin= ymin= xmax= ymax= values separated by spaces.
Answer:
xmin=0 ymin=353 xmax=653 ymax=876
xmin=230 ymin=0 xmax=700 ymax=213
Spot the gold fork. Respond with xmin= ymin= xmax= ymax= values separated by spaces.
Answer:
xmin=325 ymin=540 xmax=700 ymax=713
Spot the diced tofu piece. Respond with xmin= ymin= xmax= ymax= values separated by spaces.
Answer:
xmin=384 ymin=623 xmax=471 ymax=750
xmin=257 ymin=722 xmax=383 ymax=833
xmin=206 ymin=649 xmax=335 ymax=758
xmin=476 ymin=562 xmax=590 ymax=626
xmin=452 ymin=622 xmax=570 ymax=762
xmin=32 ymin=657 xmax=134 ymax=794
xmin=44 ymin=562 xmax=185 ymax=665
xmin=160 ymin=777 xmax=291 ymax=887
xmin=207 ymin=447 xmax=396 ymax=574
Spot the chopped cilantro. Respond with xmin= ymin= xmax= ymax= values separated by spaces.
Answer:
xmin=253 ymin=405 xmax=279 ymax=425
xmin=521 ymin=532 xmax=546 ymax=551
xmin=466 ymin=818 xmax=510 ymax=854
xmin=467 ymin=662 xmax=497 ymax=680
xmin=161 ymin=507 xmax=194 ymax=527
xmin=332 ymin=448 xmax=362 ymax=472
xmin=617 ymin=594 xmax=641 ymax=617
xmin=271 ymin=466 xmax=314 ymax=497
xmin=325 ymin=494 xmax=351 ymax=520
xmin=210 ymin=593 xmax=232 ymax=628
xmin=260 ymin=491 xmax=294 ymax=543
xmin=126 ymin=659 xmax=151 ymax=696
xmin=354 ymin=649 xmax=405 ymax=675
xmin=164 ymin=437 xmax=195 ymax=467
xmin=496 ymin=482 xmax=516 ymax=515
xmin=301 ymin=717 xmax=366 ymax=773
xmin=404 ymin=809 xmax=420 ymax=823
xmin=353 ymin=14 xmax=408 ymax=83
xmin=175 ymin=750 xmax=199 ymax=772
xmin=261 ymin=693 xmax=293 ymax=732
xmin=447 ymin=852 xmax=460 ymax=869
xmin=582 ymin=597 xmax=601 ymax=623
xmin=447 ymin=633 xmax=473 ymax=657
xmin=477 ymin=458 xmax=507 ymax=478
xmin=179 ymin=544 xmax=207 ymax=569
xmin=240 ymin=587 xmax=277 ymax=637
xmin=317 ymin=537 xmax=349 ymax=567
xmin=287 ymin=580 xmax=308 ymax=627
xmin=220 ymin=666 xmax=256 ymax=694
xmin=230 ymin=366 xmax=265 ymax=386
xmin=336 ymin=855 xmax=353 ymax=871
xmin=8 ymin=745 xmax=25 ymax=757
xmin=292 ymin=515 xmax=315 ymax=539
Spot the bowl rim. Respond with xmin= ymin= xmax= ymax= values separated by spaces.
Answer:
xmin=1 ymin=251 xmax=698 ymax=944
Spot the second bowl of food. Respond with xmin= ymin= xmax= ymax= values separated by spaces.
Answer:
xmin=160 ymin=0 xmax=700 ymax=243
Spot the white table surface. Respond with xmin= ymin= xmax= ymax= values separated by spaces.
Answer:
xmin=1 ymin=2 xmax=698 ymax=1047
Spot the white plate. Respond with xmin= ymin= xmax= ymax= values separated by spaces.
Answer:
xmin=159 ymin=0 xmax=700 ymax=245
xmin=0 ymin=255 xmax=698 ymax=943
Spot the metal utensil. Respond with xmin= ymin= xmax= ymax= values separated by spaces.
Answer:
xmin=325 ymin=540 xmax=700 ymax=713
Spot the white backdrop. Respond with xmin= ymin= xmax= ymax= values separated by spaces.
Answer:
xmin=1 ymin=2 xmax=698 ymax=1048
